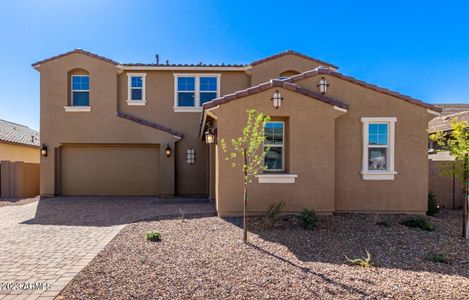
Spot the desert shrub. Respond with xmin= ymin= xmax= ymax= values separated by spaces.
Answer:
xmin=345 ymin=250 xmax=372 ymax=268
xmin=425 ymin=252 xmax=450 ymax=264
xmin=400 ymin=217 xmax=434 ymax=231
xmin=179 ymin=208 xmax=185 ymax=222
xmin=427 ymin=192 xmax=439 ymax=216
xmin=299 ymin=208 xmax=318 ymax=230
xmin=265 ymin=201 xmax=285 ymax=223
xmin=145 ymin=230 xmax=161 ymax=242
xmin=375 ymin=221 xmax=391 ymax=227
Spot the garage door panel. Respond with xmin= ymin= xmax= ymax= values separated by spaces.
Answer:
xmin=61 ymin=145 xmax=159 ymax=196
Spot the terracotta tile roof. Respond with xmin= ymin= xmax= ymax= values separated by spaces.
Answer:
xmin=33 ymin=49 xmax=336 ymax=69
xmin=116 ymin=112 xmax=184 ymax=139
xmin=202 ymin=79 xmax=349 ymax=110
xmin=32 ymin=49 xmax=118 ymax=68
xmin=428 ymin=110 xmax=469 ymax=133
xmin=433 ymin=104 xmax=469 ymax=116
xmin=0 ymin=119 xmax=39 ymax=147
xmin=286 ymin=68 xmax=442 ymax=112
xmin=120 ymin=62 xmax=246 ymax=67
xmin=250 ymin=50 xmax=339 ymax=69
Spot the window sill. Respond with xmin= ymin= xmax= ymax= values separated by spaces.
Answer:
xmin=173 ymin=107 xmax=203 ymax=113
xmin=256 ymin=174 xmax=298 ymax=184
xmin=127 ymin=100 xmax=147 ymax=106
xmin=361 ymin=171 xmax=397 ymax=180
xmin=64 ymin=106 xmax=91 ymax=112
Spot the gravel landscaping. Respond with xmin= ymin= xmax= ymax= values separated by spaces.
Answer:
xmin=0 ymin=196 xmax=39 ymax=207
xmin=59 ymin=210 xmax=469 ymax=300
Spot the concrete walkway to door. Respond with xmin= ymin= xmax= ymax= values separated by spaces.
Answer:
xmin=0 ymin=196 xmax=215 ymax=299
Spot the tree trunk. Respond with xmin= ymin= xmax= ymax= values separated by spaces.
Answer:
xmin=464 ymin=155 xmax=468 ymax=239
xmin=243 ymin=149 xmax=248 ymax=242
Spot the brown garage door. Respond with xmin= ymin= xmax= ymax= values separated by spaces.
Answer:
xmin=61 ymin=145 xmax=159 ymax=196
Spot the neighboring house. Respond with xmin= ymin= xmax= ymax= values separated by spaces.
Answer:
xmin=0 ymin=119 xmax=39 ymax=163
xmin=427 ymin=106 xmax=469 ymax=209
xmin=33 ymin=49 xmax=440 ymax=216
xmin=428 ymin=107 xmax=469 ymax=157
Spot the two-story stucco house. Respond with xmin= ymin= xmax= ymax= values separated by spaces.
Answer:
xmin=33 ymin=49 xmax=441 ymax=216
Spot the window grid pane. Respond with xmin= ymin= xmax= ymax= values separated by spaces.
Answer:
xmin=264 ymin=122 xmax=284 ymax=170
xmin=72 ymin=91 xmax=89 ymax=106
xmin=264 ymin=122 xmax=284 ymax=146
xmin=368 ymin=148 xmax=387 ymax=170
xmin=131 ymin=88 xmax=143 ymax=100
xmin=200 ymin=92 xmax=217 ymax=105
xmin=265 ymin=147 xmax=283 ymax=170
xmin=178 ymin=77 xmax=195 ymax=91
xmin=178 ymin=92 xmax=195 ymax=106
xmin=200 ymin=77 xmax=217 ymax=91
xmin=368 ymin=123 xmax=388 ymax=145
xmin=131 ymin=76 xmax=143 ymax=88
xmin=72 ymin=76 xmax=89 ymax=91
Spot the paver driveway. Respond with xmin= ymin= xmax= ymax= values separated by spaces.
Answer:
xmin=0 ymin=197 xmax=215 ymax=300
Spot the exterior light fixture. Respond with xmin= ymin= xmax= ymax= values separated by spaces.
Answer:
xmin=165 ymin=144 xmax=171 ymax=157
xmin=40 ymin=143 xmax=48 ymax=157
xmin=271 ymin=90 xmax=283 ymax=109
xmin=204 ymin=124 xmax=216 ymax=144
xmin=317 ymin=77 xmax=329 ymax=95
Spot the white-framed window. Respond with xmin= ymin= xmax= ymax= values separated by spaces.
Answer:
xmin=173 ymin=74 xmax=221 ymax=112
xmin=186 ymin=148 xmax=196 ymax=164
xmin=71 ymin=75 xmax=90 ymax=106
xmin=264 ymin=121 xmax=285 ymax=171
xmin=127 ymin=73 xmax=146 ymax=105
xmin=361 ymin=117 xmax=397 ymax=180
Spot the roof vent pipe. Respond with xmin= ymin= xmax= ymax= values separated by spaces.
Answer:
xmin=155 ymin=54 xmax=159 ymax=65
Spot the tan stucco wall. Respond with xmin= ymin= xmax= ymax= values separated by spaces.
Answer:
xmin=296 ymin=75 xmax=432 ymax=213
xmin=0 ymin=142 xmax=39 ymax=163
xmin=38 ymin=54 xmax=180 ymax=196
xmin=249 ymin=55 xmax=328 ymax=86
xmin=211 ymin=88 xmax=344 ymax=216
xmin=117 ymin=70 xmax=250 ymax=195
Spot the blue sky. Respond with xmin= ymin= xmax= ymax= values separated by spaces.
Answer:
xmin=1 ymin=0 xmax=469 ymax=130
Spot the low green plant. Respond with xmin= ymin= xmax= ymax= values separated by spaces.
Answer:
xmin=426 ymin=252 xmax=450 ymax=264
xmin=179 ymin=208 xmax=185 ymax=222
xmin=345 ymin=250 xmax=372 ymax=268
xmin=427 ymin=192 xmax=439 ymax=216
xmin=265 ymin=201 xmax=285 ymax=223
xmin=298 ymin=208 xmax=318 ymax=230
xmin=375 ymin=221 xmax=391 ymax=227
xmin=145 ymin=230 xmax=161 ymax=242
xmin=400 ymin=217 xmax=434 ymax=231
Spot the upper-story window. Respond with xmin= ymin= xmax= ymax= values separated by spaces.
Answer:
xmin=264 ymin=121 xmax=285 ymax=171
xmin=127 ymin=73 xmax=146 ymax=106
xmin=174 ymin=74 xmax=220 ymax=112
xmin=361 ymin=117 xmax=397 ymax=180
xmin=71 ymin=75 xmax=89 ymax=106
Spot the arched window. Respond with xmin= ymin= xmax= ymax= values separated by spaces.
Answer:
xmin=279 ymin=70 xmax=300 ymax=80
xmin=68 ymin=69 xmax=90 ymax=106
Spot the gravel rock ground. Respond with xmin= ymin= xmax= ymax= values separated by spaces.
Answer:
xmin=0 ymin=196 xmax=39 ymax=207
xmin=59 ymin=210 xmax=469 ymax=300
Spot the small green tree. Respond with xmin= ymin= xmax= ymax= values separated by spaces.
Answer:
xmin=221 ymin=109 xmax=271 ymax=242
xmin=430 ymin=118 xmax=469 ymax=239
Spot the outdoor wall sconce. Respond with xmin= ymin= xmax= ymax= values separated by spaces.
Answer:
xmin=204 ymin=124 xmax=217 ymax=144
xmin=40 ymin=143 xmax=48 ymax=157
xmin=165 ymin=144 xmax=171 ymax=157
xmin=271 ymin=90 xmax=283 ymax=109
xmin=317 ymin=77 xmax=329 ymax=95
